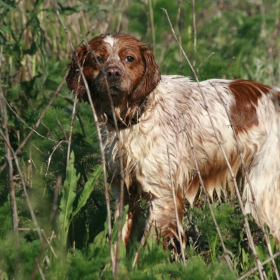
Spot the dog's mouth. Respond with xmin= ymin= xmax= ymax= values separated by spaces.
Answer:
xmin=108 ymin=85 xmax=124 ymax=96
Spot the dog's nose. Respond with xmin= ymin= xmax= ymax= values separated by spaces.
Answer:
xmin=106 ymin=67 xmax=121 ymax=79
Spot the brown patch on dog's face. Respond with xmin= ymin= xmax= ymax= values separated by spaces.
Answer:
xmin=66 ymin=33 xmax=160 ymax=114
xmin=229 ymin=79 xmax=271 ymax=133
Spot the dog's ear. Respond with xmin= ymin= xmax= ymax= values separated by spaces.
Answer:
xmin=130 ymin=45 xmax=161 ymax=105
xmin=66 ymin=44 xmax=92 ymax=100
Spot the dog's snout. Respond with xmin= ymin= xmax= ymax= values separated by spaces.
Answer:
xmin=106 ymin=66 xmax=122 ymax=79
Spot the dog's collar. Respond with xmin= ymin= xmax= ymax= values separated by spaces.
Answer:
xmin=107 ymin=96 xmax=148 ymax=130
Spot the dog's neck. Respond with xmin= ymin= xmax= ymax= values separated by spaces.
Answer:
xmin=106 ymin=96 xmax=149 ymax=129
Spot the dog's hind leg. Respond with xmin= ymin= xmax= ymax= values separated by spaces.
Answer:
xmin=242 ymin=121 xmax=280 ymax=244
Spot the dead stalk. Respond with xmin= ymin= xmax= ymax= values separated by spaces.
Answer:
xmin=35 ymin=258 xmax=46 ymax=280
xmin=54 ymin=2 xmax=117 ymax=275
xmin=196 ymin=52 xmax=215 ymax=74
xmin=46 ymin=140 xmax=68 ymax=176
xmin=66 ymin=92 xmax=79 ymax=167
xmin=192 ymin=0 xmax=197 ymax=67
xmin=56 ymin=115 xmax=68 ymax=140
xmin=162 ymin=8 xmax=266 ymax=279
xmin=175 ymin=0 xmax=183 ymax=68
xmin=239 ymin=252 xmax=280 ymax=280
xmin=148 ymin=0 xmax=156 ymax=55
xmin=81 ymin=35 xmax=126 ymax=276
xmin=167 ymin=144 xmax=186 ymax=265
xmin=0 ymin=74 xmax=19 ymax=244
xmin=0 ymin=130 xmax=43 ymax=242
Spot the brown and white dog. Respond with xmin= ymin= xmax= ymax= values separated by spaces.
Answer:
xmin=66 ymin=33 xmax=280 ymax=248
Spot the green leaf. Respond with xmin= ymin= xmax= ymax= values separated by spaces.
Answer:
xmin=58 ymin=151 xmax=80 ymax=246
xmin=72 ymin=165 xmax=102 ymax=217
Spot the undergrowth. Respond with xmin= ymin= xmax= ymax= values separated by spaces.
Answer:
xmin=0 ymin=0 xmax=280 ymax=279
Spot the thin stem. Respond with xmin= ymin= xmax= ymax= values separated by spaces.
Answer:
xmin=0 ymin=72 xmax=19 ymax=244
xmin=148 ymin=0 xmax=156 ymax=55
xmin=0 ymin=130 xmax=43 ymax=242
xmin=66 ymin=93 xmax=79 ymax=167
xmin=239 ymin=252 xmax=280 ymax=280
xmin=54 ymin=2 xmax=116 ymax=275
xmin=192 ymin=0 xmax=197 ymax=67
xmin=167 ymin=144 xmax=186 ymax=265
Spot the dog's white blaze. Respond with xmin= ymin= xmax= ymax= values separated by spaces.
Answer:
xmin=104 ymin=35 xmax=116 ymax=47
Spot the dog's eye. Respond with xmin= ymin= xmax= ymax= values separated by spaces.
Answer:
xmin=125 ymin=56 xmax=134 ymax=63
xmin=96 ymin=56 xmax=103 ymax=63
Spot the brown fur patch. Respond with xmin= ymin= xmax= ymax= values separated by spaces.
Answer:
xmin=229 ymin=79 xmax=271 ymax=133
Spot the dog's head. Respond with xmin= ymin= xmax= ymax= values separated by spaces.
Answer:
xmin=66 ymin=33 xmax=161 ymax=123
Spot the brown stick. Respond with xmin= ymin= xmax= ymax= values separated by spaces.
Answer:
xmin=192 ymin=0 xmax=197 ymax=67
xmin=79 ymin=24 xmax=126 ymax=280
xmin=0 ymin=130 xmax=43 ymax=242
xmin=0 ymin=71 xmax=19 ymax=244
xmin=54 ymin=2 xmax=116 ymax=275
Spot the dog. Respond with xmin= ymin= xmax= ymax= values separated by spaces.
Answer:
xmin=66 ymin=33 xmax=280 ymax=248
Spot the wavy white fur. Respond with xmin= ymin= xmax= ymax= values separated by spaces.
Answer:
xmin=66 ymin=33 xmax=280 ymax=248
